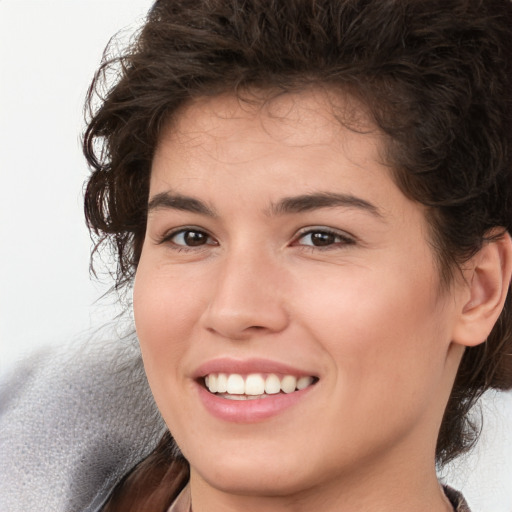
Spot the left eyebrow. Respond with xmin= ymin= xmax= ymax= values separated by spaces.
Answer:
xmin=147 ymin=191 xmax=217 ymax=217
xmin=268 ymin=192 xmax=383 ymax=218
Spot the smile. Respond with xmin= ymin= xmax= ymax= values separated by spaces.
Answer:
xmin=204 ymin=373 xmax=317 ymax=399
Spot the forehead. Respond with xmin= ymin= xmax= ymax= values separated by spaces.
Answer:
xmin=154 ymin=88 xmax=381 ymax=167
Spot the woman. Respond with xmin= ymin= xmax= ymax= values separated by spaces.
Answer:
xmin=80 ymin=0 xmax=512 ymax=510
xmin=3 ymin=0 xmax=511 ymax=511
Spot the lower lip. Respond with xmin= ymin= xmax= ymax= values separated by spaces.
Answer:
xmin=196 ymin=383 xmax=314 ymax=423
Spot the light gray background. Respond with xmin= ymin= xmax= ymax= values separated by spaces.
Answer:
xmin=0 ymin=0 xmax=152 ymax=371
xmin=1 ymin=2 xmax=511 ymax=511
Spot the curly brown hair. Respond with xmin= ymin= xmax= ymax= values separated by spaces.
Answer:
xmin=84 ymin=0 xmax=512 ymax=507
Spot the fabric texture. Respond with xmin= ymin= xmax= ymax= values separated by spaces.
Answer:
xmin=0 ymin=332 xmax=166 ymax=512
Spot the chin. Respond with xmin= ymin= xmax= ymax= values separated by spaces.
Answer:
xmin=182 ymin=436 xmax=318 ymax=496
xmin=193 ymin=460 xmax=314 ymax=497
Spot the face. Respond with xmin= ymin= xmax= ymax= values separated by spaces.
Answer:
xmin=133 ymin=90 xmax=463 ymax=502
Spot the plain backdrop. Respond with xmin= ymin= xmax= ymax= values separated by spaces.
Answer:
xmin=0 ymin=0 xmax=153 ymax=371
xmin=0 ymin=2 xmax=511 ymax=511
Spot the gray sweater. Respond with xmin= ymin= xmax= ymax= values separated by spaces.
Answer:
xmin=0 ymin=334 xmax=165 ymax=512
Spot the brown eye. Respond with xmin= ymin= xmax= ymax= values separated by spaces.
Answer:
xmin=296 ymin=229 xmax=355 ymax=248
xmin=183 ymin=230 xmax=208 ymax=246
xmin=170 ymin=229 xmax=214 ymax=247
xmin=309 ymin=232 xmax=337 ymax=246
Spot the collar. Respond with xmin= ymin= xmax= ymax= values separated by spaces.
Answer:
xmin=168 ymin=483 xmax=191 ymax=512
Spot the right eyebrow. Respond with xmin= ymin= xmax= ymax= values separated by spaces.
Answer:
xmin=268 ymin=192 xmax=383 ymax=218
xmin=147 ymin=191 xmax=217 ymax=217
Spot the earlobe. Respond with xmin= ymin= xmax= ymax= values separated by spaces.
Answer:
xmin=452 ymin=230 xmax=512 ymax=347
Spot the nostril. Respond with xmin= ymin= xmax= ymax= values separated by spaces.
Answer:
xmin=205 ymin=323 xmax=271 ymax=340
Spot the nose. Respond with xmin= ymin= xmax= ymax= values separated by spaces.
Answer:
xmin=200 ymin=250 xmax=289 ymax=340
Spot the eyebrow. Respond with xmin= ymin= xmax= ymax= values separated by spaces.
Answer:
xmin=269 ymin=192 xmax=382 ymax=218
xmin=147 ymin=191 xmax=216 ymax=217
xmin=147 ymin=190 xmax=382 ymax=219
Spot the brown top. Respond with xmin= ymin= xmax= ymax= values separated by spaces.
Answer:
xmin=168 ymin=483 xmax=471 ymax=511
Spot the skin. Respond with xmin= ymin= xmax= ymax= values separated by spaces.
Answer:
xmin=133 ymin=89 xmax=473 ymax=512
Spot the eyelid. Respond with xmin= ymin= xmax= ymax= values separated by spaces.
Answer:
xmin=292 ymin=226 xmax=356 ymax=247
xmin=157 ymin=226 xmax=218 ymax=247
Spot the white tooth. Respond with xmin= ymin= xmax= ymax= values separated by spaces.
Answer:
xmin=297 ymin=376 xmax=313 ymax=390
xmin=245 ymin=374 xmax=265 ymax=395
xmin=204 ymin=375 xmax=210 ymax=387
xmin=208 ymin=374 xmax=218 ymax=393
xmin=226 ymin=374 xmax=245 ymax=394
xmin=281 ymin=375 xmax=297 ymax=394
xmin=223 ymin=394 xmax=249 ymax=400
xmin=217 ymin=373 xmax=228 ymax=393
xmin=265 ymin=374 xmax=281 ymax=394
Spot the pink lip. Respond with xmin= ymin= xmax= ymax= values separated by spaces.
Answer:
xmin=192 ymin=358 xmax=318 ymax=423
xmin=196 ymin=383 xmax=315 ymax=423
xmin=193 ymin=358 xmax=316 ymax=379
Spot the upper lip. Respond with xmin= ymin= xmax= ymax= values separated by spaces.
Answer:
xmin=193 ymin=358 xmax=318 ymax=379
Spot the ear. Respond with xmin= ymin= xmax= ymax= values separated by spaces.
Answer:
xmin=452 ymin=230 xmax=512 ymax=347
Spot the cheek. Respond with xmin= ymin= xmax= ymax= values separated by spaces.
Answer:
xmin=294 ymin=261 xmax=450 ymax=410
xmin=133 ymin=266 xmax=210 ymax=445
xmin=132 ymin=258 xmax=205 ymax=399
xmin=134 ymin=255 xmax=206 ymax=340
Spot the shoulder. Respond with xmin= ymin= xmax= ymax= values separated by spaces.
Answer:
xmin=0 ymin=332 xmax=165 ymax=512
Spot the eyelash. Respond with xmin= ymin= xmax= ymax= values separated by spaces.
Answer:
xmin=292 ymin=227 xmax=356 ymax=250
xmin=157 ymin=227 xmax=218 ymax=252
xmin=158 ymin=226 xmax=355 ymax=252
